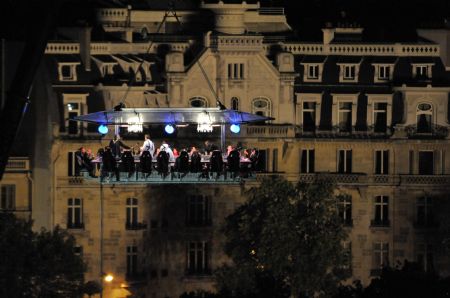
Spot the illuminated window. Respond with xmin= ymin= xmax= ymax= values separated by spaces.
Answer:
xmin=63 ymin=94 xmax=88 ymax=135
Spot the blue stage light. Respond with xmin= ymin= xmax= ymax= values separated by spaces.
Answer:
xmin=98 ymin=124 xmax=108 ymax=134
xmin=230 ymin=124 xmax=240 ymax=134
xmin=165 ymin=124 xmax=175 ymax=134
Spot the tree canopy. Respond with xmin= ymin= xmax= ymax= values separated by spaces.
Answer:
xmin=216 ymin=176 xmax=349 ymax=298
xmin=0 ymin=213 xmax=86 ymax=298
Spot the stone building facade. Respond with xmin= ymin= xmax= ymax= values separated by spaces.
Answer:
xmin=5 ymin=1 xmax=450 ymax=297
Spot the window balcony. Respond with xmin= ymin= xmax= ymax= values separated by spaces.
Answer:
xmin=67 ymin=222 xmax=85 ymax=230
xmin=125 ymin=222 xmax=147 ymax=230
xmin=400 ymin=175 xmax=450 ymax=185
xmin=405 ymin=124 xmax=448 ymax=139
xmin=370 ymin=219 xmax=390 ymax=228
xmin=298 ymin=173 xmax=366 ymax=185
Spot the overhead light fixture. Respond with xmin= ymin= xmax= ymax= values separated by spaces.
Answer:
xmin=98 ymin=124 xmax=109 ymax=134
xmin=197 ymin=112 xmax=214 ymax=133
xmin=164 ymin=124 xmax=175 ymax=134
xmin=127 ymin=116 xmax=143 ymax=133
xmin=230 ymin=124 xmax=240 ymax=134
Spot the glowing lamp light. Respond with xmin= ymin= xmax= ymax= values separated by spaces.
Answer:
xmin=127 ymin=116 xmax=143 ymax=133
xmin=98 ymin=124 xmax=108 ymax=134
xmin=230 ymin=124 xmax=240 ymax=134
xmin=104 ymin=274 xmax=114 ymax=283
xmin=165 ymin=124 xmax=175 ymax=134
xmin=197 ymin=112 xmax=214 ymax=133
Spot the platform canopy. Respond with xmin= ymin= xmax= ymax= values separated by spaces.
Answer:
xmin=73 ymin=107 xmax=273 ymax=125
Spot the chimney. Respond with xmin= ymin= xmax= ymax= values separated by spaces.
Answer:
xmin=322 ymin=23 xmax=335 ymax=45
xmin=79 ymin=26 xmax=92 ymax=71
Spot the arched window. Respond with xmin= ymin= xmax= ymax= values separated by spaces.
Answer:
xmin=252 ymin=97 xmax=271 ymax=117
xmin=416 ymin=103 xmax=433 ymax=133
xmin=189 ymin=97 xmax=208 ymax=108
xmin=231 ymin=97 xmax=239 ymax=111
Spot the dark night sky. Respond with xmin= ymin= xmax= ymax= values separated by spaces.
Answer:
xmin=1 ymin=0 xmax=450 ymax=41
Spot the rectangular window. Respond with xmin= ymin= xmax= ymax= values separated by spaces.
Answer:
xmin=300 ymin=149 xmax=315 ymax=173
xmin=0 ymin=184 xmax=15 ymax=210
xmin=417 ymin=244 xmax=434 ymax=272
xmin=228 ymin=63 xmax=244 ymax=79
xmin=307 ymin=65 xmax=319 ymax=79
xmin=343 ymin=65 xmax=356 ymax=80
xmin=375 ymin=150 xmax=389 ymax=175
xmin=338 ymin=102 xmax=352 ymax=132
xmin=415 ymin=65 xmax=429 ymax=78
xmin=338 ymin=195 xmax=352 ymax=226
xmin=67 ymin=198 xmax=83 ymax=229
xmin=272 ymin=148 xmax=278 ymax=172
xmin=338 ymin=150 xmax=352 ymax=173
xmin=372 ymin=196 xmax=389 ymax=226
xmin=373 ymin=242 xmax=389 ymax=270
xmin=409 ymin=150 xmax=414 ymax=174
xmin=73 ymin=246 xmax=83 ymax=257
xmin=418 ymin=151 xmax=434 ymax=175
xmin=342 ymin=241 xmax=352 ymax=270
xmin=378 ymin=66 xmax=390 ymax=80
xmin=66 ymin=102 xmax=81 ymax=135
xmin=126 ymin=198 xmax=138 ymax=229
xmin=416 ymin=197 xmax=433 ymax=227
xmin=373 ymin=102 xmax=387 ymax=133
xmin=187 ymin=241 xmax=209 ymax=275
xmin=302 ymin=102 xmax=316 ymax=132
xmin=186 ymin=195 xmax=211 ymax=226
xmin=127 ymin=246 xmax=138 ymax=277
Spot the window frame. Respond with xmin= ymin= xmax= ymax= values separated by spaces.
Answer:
xmin=0 ymin=184 xmax=15 ymax=210
xmin=126 ymin=198 xmax=139 ymax=229
xmin=374 ymin=150 xmax=389 ymax=175
xmin=186 ymin=195 xmax=211 ymax=227
xmin=373 ymin=195 xmax=389 ymax=226
xmin=252 ymin=97 xmax=272 ymax=118
xmin=126 ymin=245 xmax=138 ymax=277
xmin=189 ymin=96 xmax=208 ymax=108
xmin=62 ymin=93 xmax=88 ymax=136
xmin=67 ymin=198 xmax=83 ymax=229
xmin=338 ymin=63 xmax=360 ymax=83
xmin=58 ymin=62 xmax=79 ymax=82
xmin=186 ymin=241 xmax=210 ymax=275
xmin=337 ymin=149 xmax=352 ymax=173
xmin=337 ymin=195 xmax=352 ymax=226
xmin=372 ymin=64 xmax=395 ymax=83
xmin=227 ymin=63 xmax=245 ymax=80
xmin=373 ymin=242 xmax=389 ymax=270
xmin=300 ymin=149 xmax=315 ymax=173
xmin=412 ymin=64 xmax=433 ymax=79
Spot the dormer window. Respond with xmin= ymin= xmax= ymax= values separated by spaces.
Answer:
xmin=58 ymin=63 xmax=79 ymax=82
xmin=337 ymin=58 xmax=361 ymax=83
xmin=373 ymin=64 xmax=395 ymax=83
xmin=101 ymin=64 xmax=116 ymax=77
xmin=338 ymin=63 xmax=360 ymax=83
xmin=301 ymin=60 xmax=325 ymax=82
xmin=343 ymin=65 xmax=356 ymax=80
xmin=413 ymin=64 xmax=433 ymax=79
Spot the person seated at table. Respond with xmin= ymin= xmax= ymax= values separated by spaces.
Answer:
xmin=109 ymin=135 xmax=130 ymax=159
xmin=210 ymin=148 xmax=223 ymax=179
xmin=121 ymin=149 xmax=135 ymax=179
xmin=140 ymin=134 xmax=155 ymax=157
xmin=249 ymin=148 xmax=260 ymax=171
xmin=156 ymin=143 xmax=171 ymax=177
xmin=203 ymin=140 xmax=218 ymax=155
xmin=226 ymin=145 xmax=233 ymax=157
xmin=175 ymin=149 xmax=190 ymax=178
xmin=139 ymin=149 xmax=153 ymax=178
xmin=75 ymin=147 xmax=96 ymax=177
xmin=173 ymin=148 xmax=179 ymax=158
xmin=227 ymin=145 xmax=240 ymax=179
xmin=190 ymin=147 xmax=202 ymax=173
xmin=101 ymin=146 xmax=120 ymax=182
xmin=159 ymin=141 xmax=175 ymax=162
